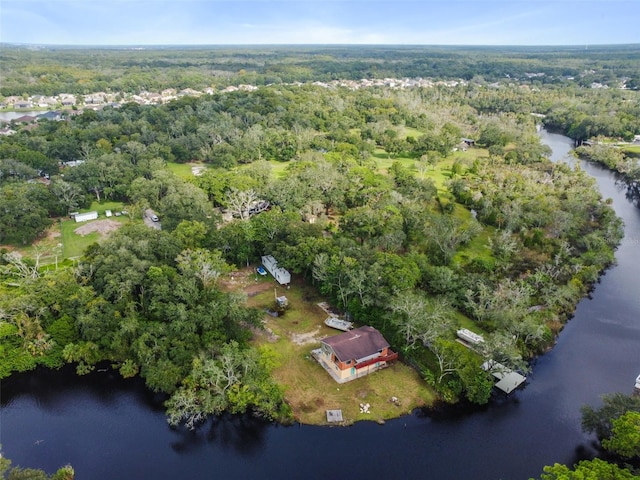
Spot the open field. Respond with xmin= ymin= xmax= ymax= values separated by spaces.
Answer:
xmin=265 ymin=160 xmax=290 ymax=179
xmin=167 ymin=161 xmax=210 ymax=179
xmin=226 ymin=268 xmax=437 ymax=425
xmin=621 ymin=144 xmax=640 ymax=156
xmin=87 ymin=200 xmax=126 ymax=215
xmin=61 ymin=215 xmax=130 ymax=258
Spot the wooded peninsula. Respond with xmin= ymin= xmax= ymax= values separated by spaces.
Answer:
xmin=1 ymin=45 xmax=638 ymax=438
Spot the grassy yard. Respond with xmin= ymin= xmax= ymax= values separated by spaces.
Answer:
xmin=241 ymin=274 xmax=436 ymax=425
xmin=1 ymin=207 xmax=132 ymax=264
xmin=621 ymin=145 xmax=640 ymax=156
xmin=61 ymin=215 xmax=131 ymax=258
xmin=264 ymin=160 xmax=290 ymax=179
xmin=87 ymin=200 xmax=126 ymax=215
xmin=167 ymin=161 xmax=209 ymax=179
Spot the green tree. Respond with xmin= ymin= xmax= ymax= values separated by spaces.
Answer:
xmin=533 ymin=458 xmax=638 ymax=480
xmin=582 ymin=393 xmax=640 ymax=441
xmin=0 ymin=183 xmax=53 ymax=245
xmin=602 ymin=411 xmax=640 ymax=459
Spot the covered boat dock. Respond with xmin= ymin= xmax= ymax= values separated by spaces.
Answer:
xmin=482 ymin=361 xmax=527 ymax=394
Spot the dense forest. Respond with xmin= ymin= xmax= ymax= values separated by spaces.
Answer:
xmin=1 ymin=47 xmax=639 ymax=445
xmin=2 ymin=44 xmax=640 ymax=97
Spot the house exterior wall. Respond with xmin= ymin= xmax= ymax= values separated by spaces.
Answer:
xmin=319 ymin=344 xmax=391 ymax=381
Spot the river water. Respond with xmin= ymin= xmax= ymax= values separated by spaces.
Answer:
xmin=0 ymin=111 xmax=51 ymax=122
xmin=2 ymin=131 xmax=639 ymax=479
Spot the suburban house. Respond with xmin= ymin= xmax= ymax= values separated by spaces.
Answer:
xmin=313 ymin=326 xmax=398 ymax=383
xmin=60 ymin=95 xmax=76 ymax=106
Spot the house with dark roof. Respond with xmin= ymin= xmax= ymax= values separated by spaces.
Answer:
xmin=37 ymin=111 xmax=62 ymax=121
xmin=11 ymin=115 xmax=37 ymax=124
xmin=313 ymin=326 xmax=398 ymax=383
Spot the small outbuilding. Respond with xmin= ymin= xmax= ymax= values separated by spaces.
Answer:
xmin=73 ymin=211 xmax=98 ymax=223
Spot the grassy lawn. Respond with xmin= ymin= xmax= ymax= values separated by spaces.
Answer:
xmin=400 ymin=126 xmax=424 ymax=139
xmin=87 ymin=200 xmax=126 ymax=215
xmin=265 ymin=160 xmax=290 ymax=179
xmin=621 ymin=145 xmax=640 ymax=156
xmin=244 ymin=275 xmax=436 ymax=425
xmin=167 ymin=162 xmax=209 ymax=179
xmin=371 ymin=148 xmax=415 ymax=174
xmin=0 ymin=222 xmax=65 ymax=266
xmin=61 ymin=215 xmax=131 ymax=258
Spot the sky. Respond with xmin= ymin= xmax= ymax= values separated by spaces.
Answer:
xmin=1 ymin=0 xmax=638 ymax=46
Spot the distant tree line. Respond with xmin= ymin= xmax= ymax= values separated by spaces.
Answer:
xmin=1 ymin=45 xmax=639 ymax=97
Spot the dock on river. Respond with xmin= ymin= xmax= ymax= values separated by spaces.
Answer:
xmin=482 ymin=361 xmax=527 ymax=394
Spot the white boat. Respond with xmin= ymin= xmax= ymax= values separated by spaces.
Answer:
xmin=324 ymin=316 xmax=353 ymax=332
xmin=457 ymin=328 xmax=484 ymax=345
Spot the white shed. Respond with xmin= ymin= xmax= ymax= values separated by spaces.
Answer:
xmin=74 ymin=211 xmax=98 ymax=223
xmin=261 ymin=255 xmax=291 ymax=285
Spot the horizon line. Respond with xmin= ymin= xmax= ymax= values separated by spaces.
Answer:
xmin=3 ymin=42 xmax=640 ymax=48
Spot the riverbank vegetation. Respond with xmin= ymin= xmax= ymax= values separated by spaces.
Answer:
xmin=0 ymin=46 xmax=635 ymax=428
xmin=532 ymin=393 xmax=640 ymax=479
xmin=0 ymin=450 xmax=74 ymax=480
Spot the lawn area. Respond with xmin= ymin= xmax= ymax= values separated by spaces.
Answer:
xmin=371 ymin=148 xmax=416 ymax=174
xmin=167 ymin=161 xmax=209 ymax=179
xmin=400 ymin=126 xmax=424 ymax=139
xmin=239 ymin=272 xmax=436 ymax=425
xmin=0 ymin=222 xmax=65 ymax=266
xmin=61 ymin=215 xmax=131 ymax=258
xmin=265 ymin=160 xmax=291 ymax=179
xmin=621 ymin=145 xmax=640 ymax=156
xmin=1 ymin=209 xmax=133 ymax=264
xmin=87 ymin=200 xmax=126 ymax=215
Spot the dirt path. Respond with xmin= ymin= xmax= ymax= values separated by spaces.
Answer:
xmin=290 ymin=326 xmax=323 ymax=346
xmin=220 ymin=267 xmax=275 ymax=297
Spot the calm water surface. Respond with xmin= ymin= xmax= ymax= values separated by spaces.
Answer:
xmin=2 ymin=131 xmax=639 ymax=479
xmin=0 ymin=111 xmax=50 ymax=122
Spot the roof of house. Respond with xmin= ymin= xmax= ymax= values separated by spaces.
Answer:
xmin=12 ymin=115 xmax=37 ymax=123
xmin=322 ymin=326 xmax=389 ymax=362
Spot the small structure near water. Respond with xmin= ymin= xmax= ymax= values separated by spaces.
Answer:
xmin=326 ymin=409 xmax=343 ymax=423
xmin=634 ymin=373 xmax=640 ymax=396
xmin=482 ymin=360 xmax=527 ymax=394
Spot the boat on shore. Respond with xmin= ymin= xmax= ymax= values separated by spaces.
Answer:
xmin=324 ymin=316 xmax=353 ymax=332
